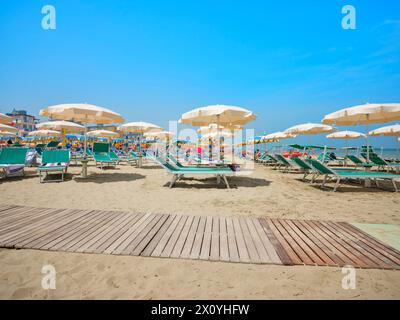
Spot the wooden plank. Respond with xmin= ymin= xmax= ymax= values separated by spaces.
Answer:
xmin=132 ymin=214 xmax=170 ymax=256
xmin=160 ymin=215 xmax=188 ymax=258
xmin=180 ymin=216 xmax=200 ymax=259
xmin=306 ymin=220 xmax=371 ymax=268
xmin=199 ymin=216 xmax=213 ymax=260
xmin=338 ymin=222 xmax=400 ymax=263
xmin=7 ymin=209 xmax=87 ymax=248
xmin=170 ymin=216 xmax=194 ymax=258
xmin=251 ymin=218 xmax=281 ymax=264
xmin=246 ymin=218 xmax=273 ymax=263
xmin=0 ymin=208 xmax=72 ymax=245
xmin=280 ymin=219 xmax=327 ymax=265
xmin=119 ymin=214 xmax=164 ymax=255
xmin=55 ymin=211 xmax=118 ymax=251
xmin=152 ymin=215 xmax=184 ymax=257
xmin=293 ymin=220 xmax=344 ymax=266
xmin=76 ymin=211 xmax=136 ymax=253
xmin=209 ymin=216 xmax=220 ymax=261
xmin=259 ymin=218 xmax=292 ymax=265
xmin=219 ymin=217 xmax=230 ymax=262
xmin=0 ymin=205 xmax=19 ymax=214
xmin=272 ymin=219 xmax=314 ymax=265
xmin=0 ymin=207 xmax=56 ymax=233
xmin=22 ymin=210 xmax=103 ymax=249
xmin=324 ymin=221 xmax=395 ymax=269
xmin=108 ymin=213 xmax=155 ymax=255
xmin=232 ymin=217 xmax=250 ymax=263
xmin=92 ymin=213 xmax=144 ymax=253
xmin=239 ymin=217 xmax=260 ymax=263
xmin=225 ymin=217 xmax=239 ymax=263
xmin=190 ymin=216 xmax=206 ymax=260
xmin=141 ymin=215 xmax=176 ymax=257
xmin=265 ymin=219 xmax=302 ymax=265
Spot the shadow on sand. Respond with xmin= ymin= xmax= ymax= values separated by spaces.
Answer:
xmin=163 ymin=176 xmax=272 ymax=189
xmin=74 ymin=172 xmax=145 ymax=184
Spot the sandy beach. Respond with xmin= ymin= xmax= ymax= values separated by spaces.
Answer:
xmin=1 ymin=161 xmax=399 ymax=299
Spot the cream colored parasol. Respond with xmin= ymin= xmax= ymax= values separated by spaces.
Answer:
xmin=0 ymin=123 xmax=19 ymax=133
xmin=0 ymin=113 xmax=13 ymax=124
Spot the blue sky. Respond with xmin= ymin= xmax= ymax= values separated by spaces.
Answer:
xmin=0 ymin=0 xmax=399 ymax=147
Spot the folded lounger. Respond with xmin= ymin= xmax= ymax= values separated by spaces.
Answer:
xmin=0 ymin=147 xmax=28 ymax=178
xmin=307 ymin=159 xmax=400 ymax=192
xmin=37 ymin=149 xmax=70 ymax=183
xmin=345 ymin=155 xmax=374 ymax=168
xmin=155 ymin=156 xmax=234 ymax=189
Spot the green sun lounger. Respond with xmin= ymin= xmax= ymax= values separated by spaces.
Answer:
xmin=367 ymin=154 xmax=400 ymax=172
xmin=345 ymin=155 xmax=374 ymax=168
xmin=37 ymin=150 xmax=70 ymax=183
xmin=155 ymin=156 xmax=233 ymax=189
xmin=167 ymin=153 xmax=230 ymax=169
xmin=290 ymin=156 xmax=316 ymax=181
xmin=0 ymin=147 xmax=28 ymax=178
xmin=93 ymin=143 xmax=117 ymax=169
xmin=307 ymin=159 xmax=400 ymax=192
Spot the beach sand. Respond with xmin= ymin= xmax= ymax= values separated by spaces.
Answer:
xmin=0 ymin=161 xmax=399 ymax=299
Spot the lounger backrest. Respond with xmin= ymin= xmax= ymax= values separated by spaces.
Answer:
xmin=42 ymin=150 xmax=70 ymax=165
xmin=307 ymin=159 xmax=336 ymax=175
xmin=0 ymin=147 xmax=28 ymax=165
xmin=275 ymin=154 xmax=290 ymax=165
xmin=369 ymin=154 xmax=387 ymax=166
xmin=109 ymin=151 xmax=119 ymax=159
xmin=46 ymin=140 xmax=61 ymax=148
xmin=290 ymin=156 xmax=312 ymax=170
xmin=93 ymin=142 xmax=110 ymax=153
xmin=155 ymin=156 xmax=178 ymax=171
xmin=346 ymin=155 xmax=363 ymax=164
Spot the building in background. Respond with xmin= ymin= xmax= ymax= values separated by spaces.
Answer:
xmin=6 ymin=109 xmax=38 ymax=135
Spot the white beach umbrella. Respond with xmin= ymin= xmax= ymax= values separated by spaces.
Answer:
xmin=285 ymin=123 xmax=336 ymax=135
xmin=40 ymin=103 xmax=124 ymax=157
xmin=369 ymin=124 xmax=400 ymax=158
xmin=180 ymin=105 xmax=256 ymax=162
xmin=0 ymin=123 xmax=19 ymax=133
xmin=37 ymin=120 xmax=85 ymax=132
xmin=200 ymin=130 xmax=233 ymax=140
xmin=87 ymin=129 xmax=120 ymax=138
xmin=326 ymin=130 xmax=366 ymax=139
xmin=262 ymin=131 xmax=297 ymax=140
xmin=322 ymin=103 xmax=400 ymax=160
xmin=118 ymin=121 xmax=162 ymax=133
xmin=0 ymin=131 xmax=17 ymax=137
xmin=144 ymin=131 xmax=174 ymax=140
xmin=0 ymin=113 xmax=13 ymax=124
xmin=29 ymin=129 xmax=61 ymax=137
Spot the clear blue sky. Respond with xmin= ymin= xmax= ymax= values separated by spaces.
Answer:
xmin=0 ymin=0 xmax=399 ymax=147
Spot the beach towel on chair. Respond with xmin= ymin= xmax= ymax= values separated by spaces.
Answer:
xmin=1 ymin=164 xmax=24 ymax=176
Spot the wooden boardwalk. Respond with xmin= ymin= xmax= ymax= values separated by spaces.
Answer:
xmin=0 ymin=205 xmax=399 ymax=270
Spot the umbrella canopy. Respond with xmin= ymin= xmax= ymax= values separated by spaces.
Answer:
xmin=87 ymin=129 xmax=119 ymax=138
xmin=37 ymin=120 xmax=85 ymax=133
xmin=369 ymin=124 xmax=400 ymax=137
xmin=40 ymin=103 xmax=124 ymax=124
xmin=144 ymin=131 xmax=174 ymax=140
xmin=179 ymin=104 xmax=256 ymax=126
xmin=285 ymin=123 xmax=336 ymax=135
xmin=327 ymin=131 xmax=366 ymax=139
xmin=322 ymin=103 xmax=400 ymax=126
xmin=197 ymin=123 xmax=243 ymax=134
xmin=262 ymin=131 xmax=296 ymax=140
xmin=0 ymin=123 xmax=19 ymax=133
xmin=0 ymin=113 xmax=13 ymax=124
xmin=28 ymin=129 xmax=61 ymax=137
xmin=200 ymin=130 xmax=233 ymax=140
xmin=0 ymin=131 xmax=17 ymax=137
xmin=118 ymin=121 xmax=162 ymax=133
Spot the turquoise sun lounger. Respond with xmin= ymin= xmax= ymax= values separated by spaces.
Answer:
xmin=37 ymin=150 xmax=70 ymax=183
xmin=155 ymin=156 xmax=234 ymax=189
xmin=0 ymin=147 xmax=28 ymax=178
xmin=307 ymin=159 xmax=400 ymax=192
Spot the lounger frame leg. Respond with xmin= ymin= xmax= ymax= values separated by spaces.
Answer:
xmin=222 ymin=175 xmax=230 ymax=189
xmin=391 ymin=179 xmax=398 ymax=192
xmin=169 ymin=174 xmax=178 ymax=188
xmin=333 ymin=178 xmax=341 ymax=192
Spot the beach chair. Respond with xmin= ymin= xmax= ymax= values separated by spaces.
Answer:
xmin=93 ymin=143 xmax=117 ymax=169
xmin=37 ymin=150 xmax=70 ymax=183
xmin=167 ymin=153 xmax=231 ymax=169
xmin=46 ymin=140 xmax=61 ymax=149
xmin=345 ymin=155 xmax=374 ymax=168
xmin=290 ymin=156 xmax=316 ymax=181
xmin=274 ymin=154 xmax=298 ymax=172
xmin=155 ymin=156 xmax=234 ymax=189
xmin=367 ymin=154 xmax=400 ymax=173
xmin=307 ymin=159 xmax=400 ymax=192
xmin=0 ymin=147 xmax=28 ymax=178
